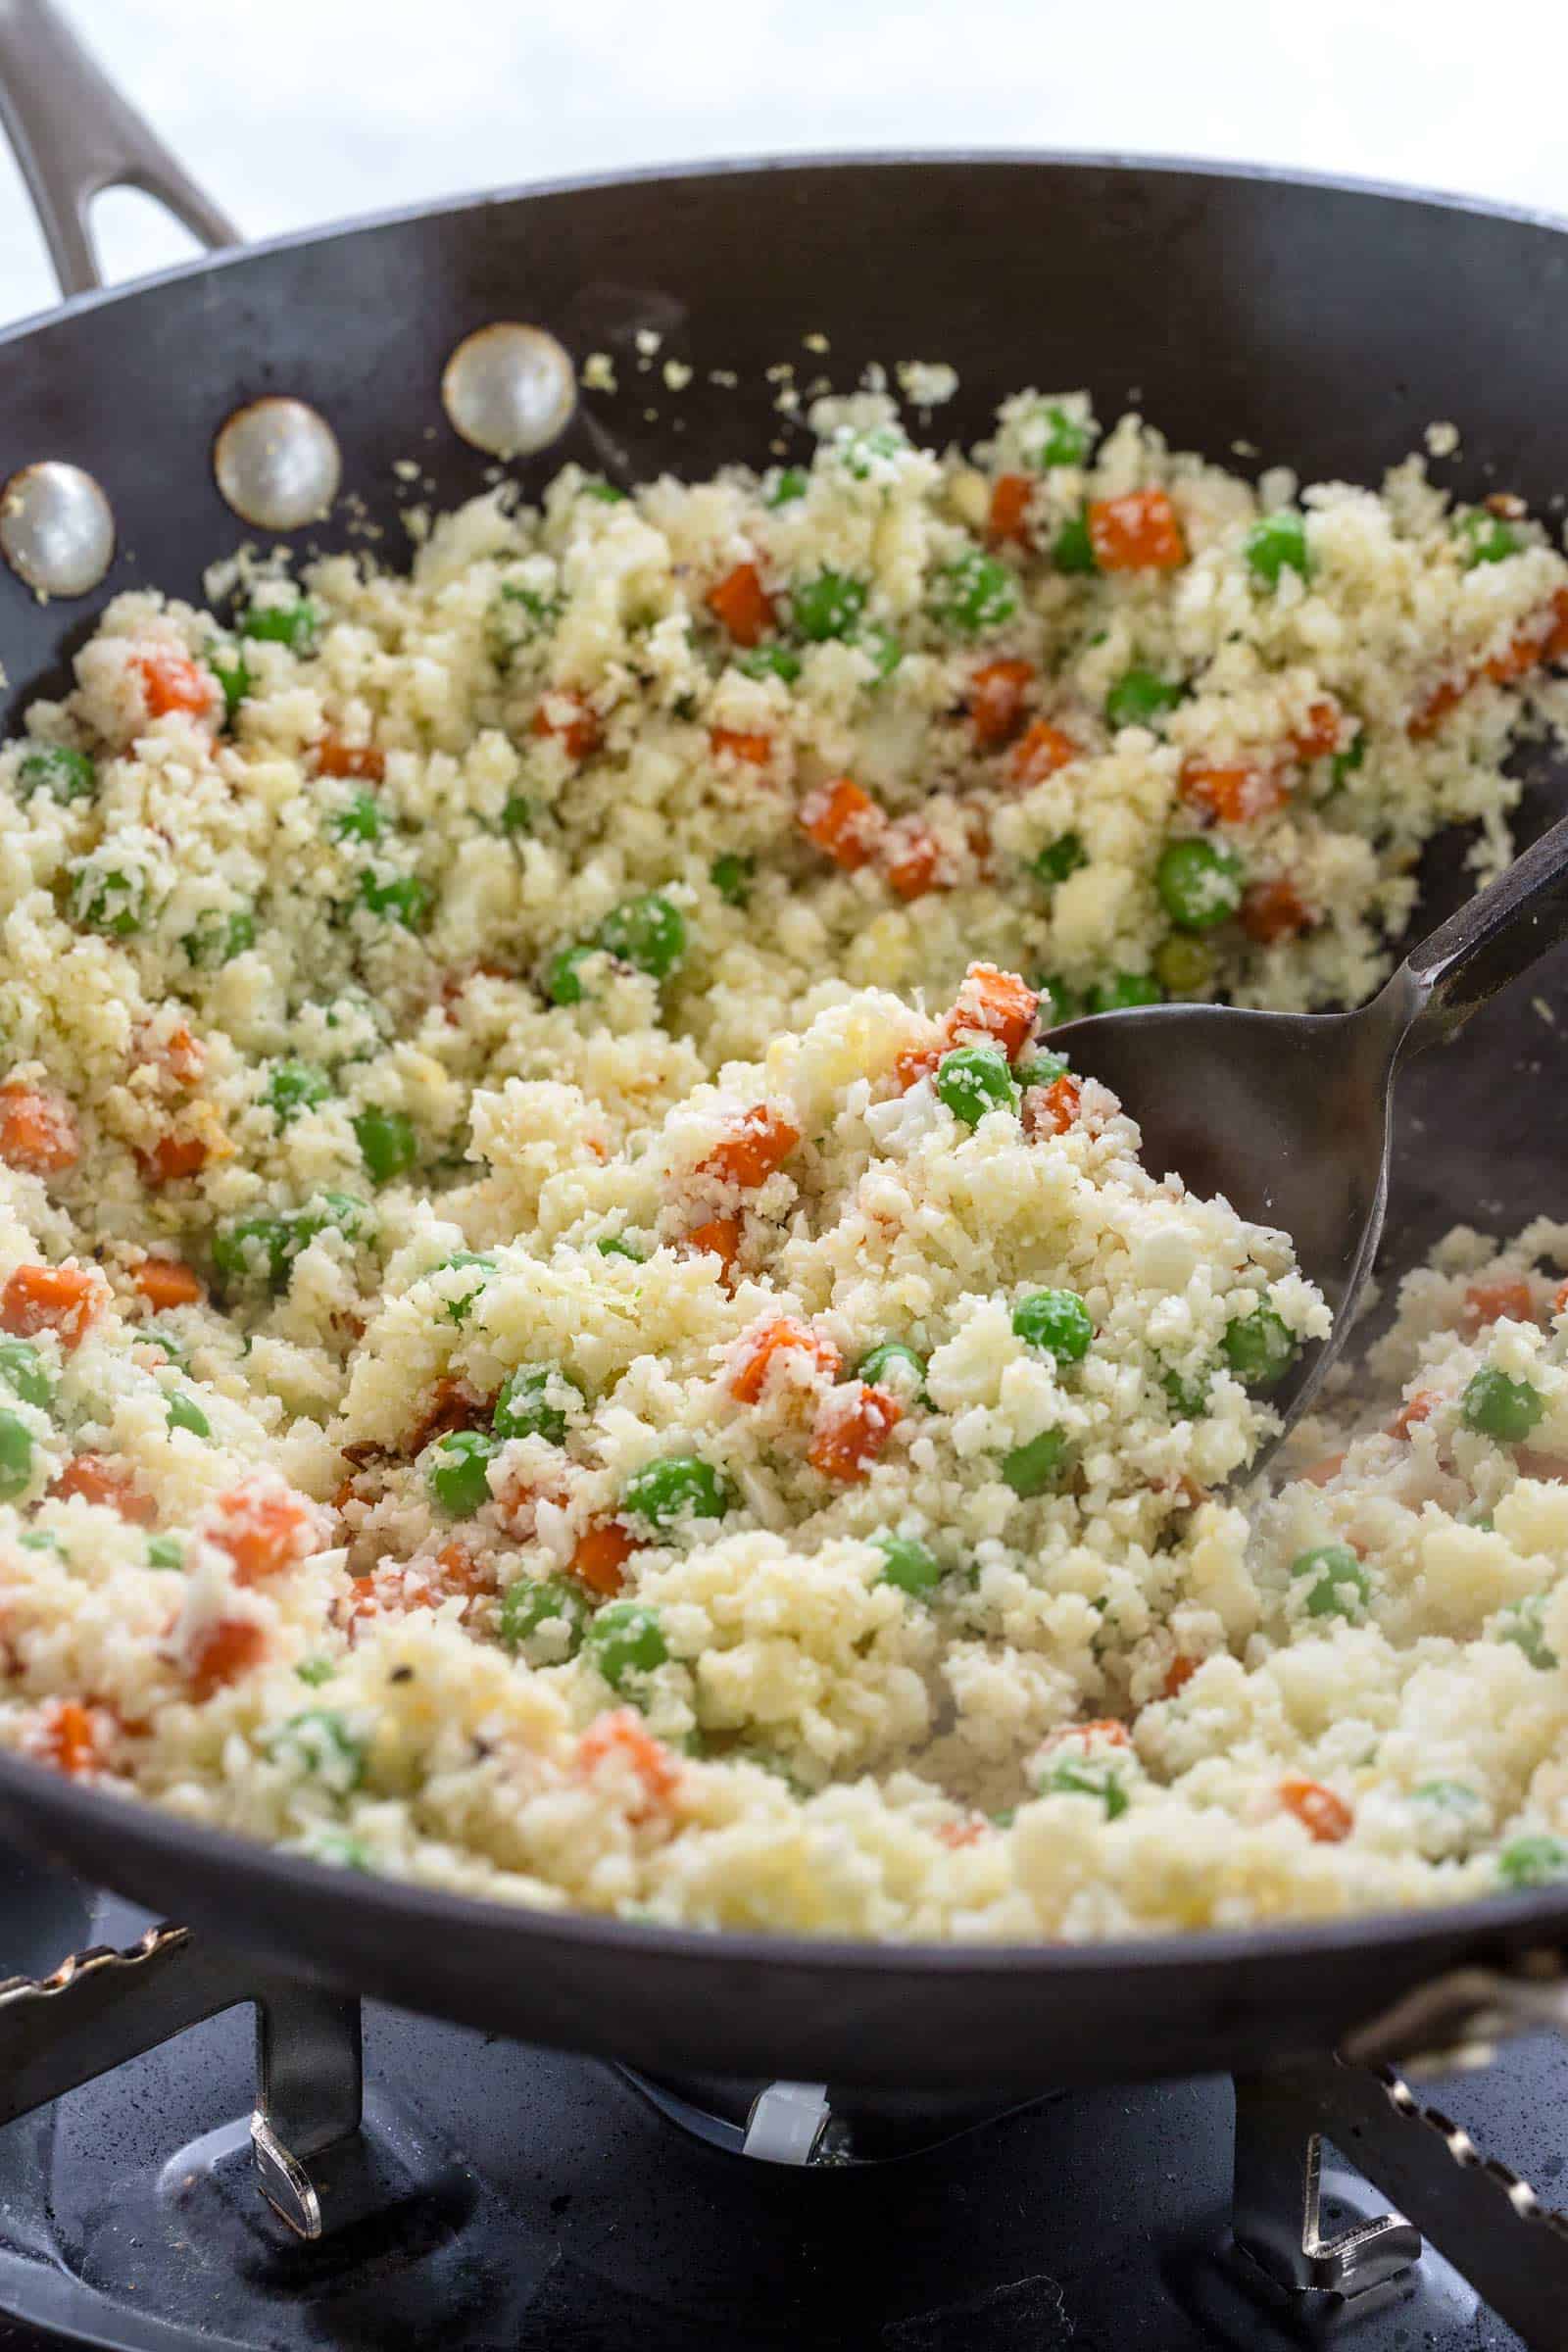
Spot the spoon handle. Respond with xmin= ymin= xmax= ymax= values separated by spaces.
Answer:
xmin=1398 ymin=804 xmax=1568 ymax=1048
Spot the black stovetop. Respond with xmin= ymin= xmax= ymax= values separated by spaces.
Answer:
xmin=0 ymin=1843 xmax=1552 ymax=2351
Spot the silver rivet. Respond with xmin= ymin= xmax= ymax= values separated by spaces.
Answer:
xmin=0 ymin=463 xmax=115 ymax=597
xmin=214 ymin=398 xmax=341 ymax=530
xmin=441 ymin=323 xmax=576 ymax=458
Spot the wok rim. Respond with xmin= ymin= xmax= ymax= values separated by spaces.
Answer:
xmin=2 ymin=142 xmax=1566 ymax=1998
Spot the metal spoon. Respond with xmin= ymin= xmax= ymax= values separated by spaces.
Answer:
xmin=1053 ymin=808 xmax=1568 ymax=1458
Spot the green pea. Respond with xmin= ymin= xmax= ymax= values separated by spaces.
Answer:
xmin=1329 ymin=730 xmax=1367 ymax=787
xmin=1085 ymin=970 xmax=1163 ymax=1013
xmin=18 ymin=1529 xmax=58 ymax=1552
xmin=791 ymin=570 xmax=868 ymax=642
xmin=1015 ymin=1051 xmax=1069 ymax=1092
xmin=546 ymin=942 xmax=601 ymax=1004
xmin=208 ymin=648 xmax=251 ymax=725
xmin=141 ymin=1326 xmax=188 ymax=1369
xmin=213 ymin=1215 xmax=294 ymax=1291
xmin=0 ymin=1339 xmax=51 ymax=1410
xmin=1456 ymin=511 xmax=1520 ymax=567
xmin=1153 ymin=934 xmax=1216 ymax=996
xmin=856 ymin=1341 xmax=929 ymax=1402
xmin=331 ymin=790 xmax=384 ymax=843
xmin=1413 ymin=1779 xmax=1481 ymax=1809
xmin=425 ymin=1428 xmax=500 ymax=1517
xmin=166 ymin=1392 xmax=211 ymax=1440
xmin=501 ymin=795 xmax=532 ymax=834
xmin=147 ymin=1535 xmax=185 ymax=1571
xmin=710 ymin=854 xmax=755 ymax=906
xmin=1105 ymin=669 xmax=1184 ymax=731
xmin=264 ymin=1061 xmax=331 ymax=1125
xmin=1461 ymin=1366 xmax=1545 ymax=1445
xmin=1497 ymin=1835 xmax=1568 ymax=1889
xmin=295 ymin=1656 xmax=336 ymax=1686
xmin=767 ymin=467 xmax=809 ymax=507
xmin=70 ymin=863 xmax=145 ymax=937
xmin=935 ymin=1045 xmax=1018 ymax=1127
xmin=583 ymin=1600 xmax=667 ymax=1690
xmin=1032 ymin=833 xmax=1088 ymax=887
xmin=0 ymin=1410 xmax=33 ymax=1500
xmin=1162 ymin=1365 xmax=1210 ymax=1420
xmin=837 ymin=425 xmax=907 ymax=478
xmin=307 ymin=1832 xmax=373 ymax=1872
xmin=930 ymin=548 xmax=1018 ymax=635
xmin=582 ymin=479 xmax=628 ymax=503
xmin=19 ymin=744 xmax=95 ymax=803
xmin=437 ymin=1251 xmax=496 ymax=1323
xmin=735 ymin=646 xmax=801 ymax=684
xmin=596 ymin=1234 xmax=646 ymax=1263
xmin=1053 ymin=512 xmax=1098 ymax=573
xmin=1036 ymin=1756 xmax=1128 ymax=1818
xmin=1222 ymin=1306 xmax=1298 ymax=1393
xmin=1012 ymin=1290 xmax=1094 ymax=1363
xmin=1003 ymin=1428 xmax=1069 ymax=1496
xmin=272 ymin=1707 xmax=367 ymax=1792
xmin=493 ymin=1364 xmax=581 ymax=1446
xmin=597 ymin=892 xmax=686 ymax=980
xmin=182 ymin=907 xmax=254 ymax=968
xmin=353 ymin=1106 xmax=418 ymax=1185
xmin=1496 ymin=1592 xmax=1557 ymax=1669
xmin=872 ymin=1531 xmax=943 ymax=1597
xmin=1291 ymin=1543 xmax=1369 ymax=1619
xmin=357 ymin=870 xmax=433 ymax=931
xmin=857 ymin=624 xmax=904 ymax=680
xmin=1032 ymin=404 xmax=1095 ymax=468
xmin=499 ymin=1573 xmax=588 ymax=1657
xmin=622 ymin=1453 xmax=732 ymax=1534
xmin=1245 ymin=511 xmax=1311 ymax=588
xmin=240 ymin=596 xmax=318 ymax=652
xmin=1155 ymin=839 xmax=1245 ymax=930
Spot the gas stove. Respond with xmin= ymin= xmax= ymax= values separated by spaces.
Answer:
xmin=0 ymin=1838 xmax=1559 ymax=2351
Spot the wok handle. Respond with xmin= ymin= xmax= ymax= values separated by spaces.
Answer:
xmin=0 ymin=0 xmax=238 ymax=300
xmin=1396 ymin=800 xmax=1568 ymax=1051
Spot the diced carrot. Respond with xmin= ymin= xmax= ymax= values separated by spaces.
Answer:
xmin=968 ymin=659 xmax=1033 ymax=747
xmin=1162 ymin=1654 xmax=1200 ymax=1698
xmin=684 ymin=1217 xmax=742 ymax=1282
xmin=1240 ymin=878 xmax=1311 ymax=945
xmin=137 ymin=1132 xmax=210 ymax=1186
xmin=883 ymin=822 xmax=944 ymax=902
xmin=1461 ymin=1280 xmax=1536 ymax=1333
xmin=1024 ymin=1072 xmax=1082 ymax=1138
xmin=569 ymin=1520 xmax=639 ymax=1597
xmin=1298 ymin=1454 xmax=1346 ymax=1488
xmin=187 ymin=1616 xmax=269 ymax=1699
xmin=1484 ymin=587 xmax=1568 ymax=683
xmin=132 ymin=649 xmax=214 ymax=720
xmin=160 ymin=1023 xmax=205 ymax=1087
xmin=894 ymin=1029 xmax=947 ymax=1092
xmin=576 ymin=1708 xmax=680 ymax=1820
xmin=709 ymin=728 xmax=772 ymax=767
xmin=531 ymin=690 xmax=602 ymax=760
xmin=1180 ymin=761 xmax=1286 ymax=825
xmin=132 ymin=1256 xmax=204 ymax=1310
xmin=0 ymin=1083 xmax=78 ymax=1176
xmin=728 ymin=1317 xmax=842 ymax=1404
xmin=800 ymin=777 xmax=886 ymax=870
xmin=316 ymin=735 xmax=385 ymax=781
xmin=1 ymin=1263 xmax=103 ymax=1349
xmin=935 ymin=1816 xmax=986 ymax=1847
xmin=35 ymin=1698 xmax=107 ymax=1777
xmin=697 ymin=1103 xmax=800 ymax=1189
xmin=1006 ymin=719 xmax=1079 ymax=789
xmin=1279 ymin=1776 xmax=1353 ymax=1843
xmin=207 ymin=1487 xmax=315 ymax=1585
xmin=340 ymin=1575 xmax=379 ymax=1631
xmin=1556 ymin=1278 xmax=1568 ymax=1319
xmin=405 ymin=1374 xmax=491 ymax=1457
xmin=706 ymin=561 xmax=774 ymax=647
xmin=988 ymin=472 xmax=1035 ymax=547
xmin=1408 ymin=673 xmax=1468 ymax=739
xmin=950 ymin=963 xmax=1039 ymax=1061
xmin=434 ymin=1539 xmax=489 ymax=1599
xmin=808 ymin=1383 xmax=903 ymax=1482
xmin=1086 ymin=488 xmax=1186 ymax=572
xmin=1048 ymin=1717 xmax=1133 ymax=1748
xmin=1290 ymin=699 xmax=1345 ymax=760
xmin=50 ymin=1453 xmax=157 ymax=1524
xmin=1388 ymin=1390 xmax=1439 ymax=1439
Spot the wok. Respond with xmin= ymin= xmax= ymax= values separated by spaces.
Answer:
xmin=1 ymin=0 xmax=1567 ymax=2100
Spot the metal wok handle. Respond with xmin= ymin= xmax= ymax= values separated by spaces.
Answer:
xmin=1397 ymin=801 xmax=1568 ymax=1051
xmin=0 ymin=0 xmax=237 ymax=299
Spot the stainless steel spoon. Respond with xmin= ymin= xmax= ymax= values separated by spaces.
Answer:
xmin=1053 ymin=808 xmax=1568 ymax=1457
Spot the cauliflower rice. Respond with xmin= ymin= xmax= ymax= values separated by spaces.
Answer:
xmin=2 ymin=387 xmax=1568 ymax=1940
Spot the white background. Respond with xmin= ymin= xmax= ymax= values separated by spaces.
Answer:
xmin=1 ymin=0 xmax=1566 ymax=320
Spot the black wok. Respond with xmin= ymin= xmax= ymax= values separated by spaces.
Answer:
xmin=2 ymin=1 xmax=1568 ymax=2100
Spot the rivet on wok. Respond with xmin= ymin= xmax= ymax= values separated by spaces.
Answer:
xmin=214 ymin=399 xmax=341 ymax=530
xmin=441 ymin=323 xmax=577 ymax=458
xmin=0 ymin=463 xmax=114 ymax=597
